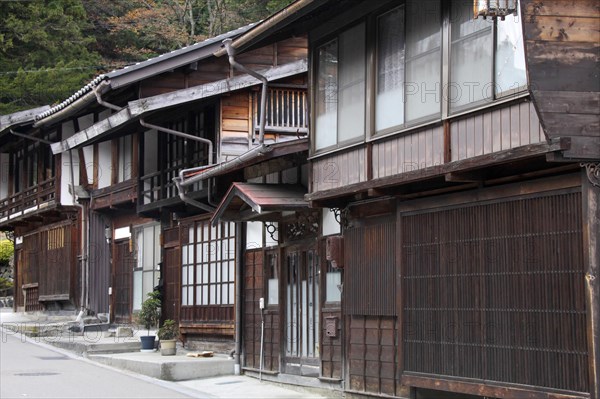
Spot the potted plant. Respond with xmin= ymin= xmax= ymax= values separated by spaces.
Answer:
xmin=136 ymin=290 xmax=161 ymax=352
xmin=157 ymin=319 xmax=179 ymax=356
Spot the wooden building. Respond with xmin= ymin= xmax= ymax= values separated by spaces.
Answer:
xmin=0 ymin=106 xmax=83 ymax=312
xmin=38 ymin=22 xmax=308 ymax=353
xmin=208 ymin=1 xmax=599 ymax=398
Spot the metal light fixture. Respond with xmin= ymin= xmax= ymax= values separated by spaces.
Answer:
xmin=474 ymin=0 xmax=517 ymax=20
xmin=104 ymin=225 xmax=112 ymax=244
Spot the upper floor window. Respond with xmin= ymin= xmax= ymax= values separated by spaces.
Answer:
xmin=314 ymin=0 xmax=528 ymax=151
xmin=315 ymin=23 xmax=366 ymax=151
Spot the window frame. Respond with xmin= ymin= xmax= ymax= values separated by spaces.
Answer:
xmin=312 ymin=21 xmax=368 ymax=154
xmin=180 ymin=219 xmax=236 ymax=308
xmin=310 ymin=0 xmax=529 ymax=156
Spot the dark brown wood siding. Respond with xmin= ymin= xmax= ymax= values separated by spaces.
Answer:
xmin=312 ymin=147 xmax=367 ymax=194
xmin=521 ymin=0 xmax=599 ymax=159
xmin=163 ymin=226 xmax=180 ymax=324
xmin=243 ymin=249 xmax=280 ymax=371
xmin=450 ymin=101 xmax=544 ymax=161
xmin=344 ymin=220 xmax=396 ymax=316
xmin=88 ymin=211 xmax=111 ymax=315
xmin=321 ymin=308 xmax=342 ymax=379
xmin=401 ymin=190 xmax=588 ymax=393
xmin=347 ymin=316 xmax=403 ymax=397
xmin=373 ymin=125 xmax=444 ymax=179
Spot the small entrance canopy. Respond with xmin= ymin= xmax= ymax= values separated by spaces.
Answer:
xmin=211 ymin=183 xmax=308 ymax=226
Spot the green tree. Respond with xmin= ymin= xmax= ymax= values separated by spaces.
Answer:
xmin=0 ymin=239 xmax=14 ymax=296
xmin=0 ymin=0 xmax=101 ymax=114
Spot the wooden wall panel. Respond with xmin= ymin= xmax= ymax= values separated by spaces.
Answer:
xmin=344 ymin=219 xmax=395 ymax=316
xmin=311 ymin=147 xmax=366 ymax=193
xmin=321 ymin=308 xmax=343 ymax=379
xmin=88 ymin=211 xmax=111 ymax=315
xmin=451 ymin=101 xmax=544 ymax=162
xmin=221 ymin=91 xmax=251 ymax=159
xmin=372 ymin=125 xmax=444 ymax=179
xmin=401 ymin=190 xmax=588 ymax=393
xmin=348 ymin=316 xmax=399 ymax=396
xmin=243 ymin=249 xmax=280 ymax=372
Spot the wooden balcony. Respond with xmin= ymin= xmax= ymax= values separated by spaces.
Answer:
xmin=253 ymin=88 xmax=308 ymax=136
xmin=0 ymin=178 xmax=57 ymax=225
xmin=138 ymin=161 xmax=207 ymax=216
xmin=91 ymin=179 xmax=137 ymax=211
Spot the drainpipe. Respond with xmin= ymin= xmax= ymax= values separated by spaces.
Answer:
xmin=93 ymin=81 xmax=122 ymax=112
xmin=68 ymin=149 xmax=88 ymax=320
xmin=139 ymin=119 xmax=216 ymax=213
xmin=234 ymin=222 xmax=243 ymax=375
xmin=223 ymin=38 xmax=267 ymax=145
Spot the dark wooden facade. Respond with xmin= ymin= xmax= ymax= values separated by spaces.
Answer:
xmin=216 ymin=0 xmax=599 ymax=398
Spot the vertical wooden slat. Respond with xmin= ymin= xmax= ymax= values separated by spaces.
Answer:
xmin=401 ymin=191 xmax=588 ymax=392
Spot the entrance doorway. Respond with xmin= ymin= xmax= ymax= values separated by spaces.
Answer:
xmin=112 ymin=239 xmax=133 ymax=324
xmin=284 ymin=244 xmax=320 ymax=376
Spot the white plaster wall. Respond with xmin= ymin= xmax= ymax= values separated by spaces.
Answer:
xmin=97 ymin=141 xmax=112 ymax=188
xmin=60 ymin=120 xmax=79 ymax=206
xmin=77 ymin=114 xmax=94 ymax=130
xmin=82 ymin=145 xmax=94 ymax=185
xmin=246 ymin=221 xmax=263 ymax=250
xmin=322 ymin=208 xmax=341 ymax=236
xmin=0 ymin=153 xmax=9 ymax=199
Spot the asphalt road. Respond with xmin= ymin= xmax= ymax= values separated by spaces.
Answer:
xmin=0 ymin=331 xmax=195 ymax=399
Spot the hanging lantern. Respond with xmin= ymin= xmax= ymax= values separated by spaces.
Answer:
xmin=474 ymin=0 xmax=518 ymax=20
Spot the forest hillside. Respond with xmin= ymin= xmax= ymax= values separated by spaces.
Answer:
xmin=0 ymin=0 xmax=292 ymax=115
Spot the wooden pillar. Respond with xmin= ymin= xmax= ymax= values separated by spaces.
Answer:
xmin=583 ymin=163 xmax=600 ymax=399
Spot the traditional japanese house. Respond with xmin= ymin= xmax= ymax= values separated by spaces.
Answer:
xmin=210 ymin=0 xmax=599 ymax=398
xmin=0 ymin=105 xmax=89 ymax=313
xmin=45 ymin=23 xmax=308 ymax=353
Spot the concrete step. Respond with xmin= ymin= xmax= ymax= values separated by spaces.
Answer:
xmin=46 ymin=339 xmax=142 ymax=356
xmin=89 ymin=352 xmax=235 ymax=381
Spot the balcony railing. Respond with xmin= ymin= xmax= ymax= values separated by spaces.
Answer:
xmin=140 ymin=162 xmax=203 ymax=206
xmin=254 ymin=88 xmax=308 ymax=135
xmin=0 ymin=177 xmax=56 ymax=221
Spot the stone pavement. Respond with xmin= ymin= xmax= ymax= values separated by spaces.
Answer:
xmin=0 ymin=309 xmax=335 ymax=398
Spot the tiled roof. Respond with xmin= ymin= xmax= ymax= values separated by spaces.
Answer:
xmin=34 ymin=23 xmax=256 ymax=122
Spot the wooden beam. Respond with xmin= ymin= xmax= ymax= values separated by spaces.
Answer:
xmin=582 ymin=163 xmax=600 ymax=399
xmin=402 ymin=373 xmax=588 ymax=399
xmin=444 ymin=171 xmax=485 ymax=183
xmin=307 ymin=139 xmax=570 ymax=202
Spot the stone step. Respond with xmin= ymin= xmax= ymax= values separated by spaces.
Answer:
xmin=89 ymin=352 xmax=235 ymax=381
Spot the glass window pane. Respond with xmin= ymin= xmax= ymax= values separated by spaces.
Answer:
xmin=143 ymin=226 xmax=154 ymax=270
xmin=181 ymin=286 xmax=188 ymax=306
xmin=133 ymin=270 xmax=143 ymax=310
xmin=195 ymin=286 xmax=202 ymax=305
xmin=338 ymin=23 xmax=365 ymax=142
xmin=315 ymin=39 xmax=338 ymax=150
xmin=188 ymin=226 xmax=194 ymax=244
xmin=229 ymin=283 xmax=235 ymax=305
xmin=182 ymin=245 xmax=188 ymax=264
xmin=376 ymin=7 xmax=405 ymax=131
xmin=268 ymin=278 xmax=279 ymax=305
xmin=210 ymin=285 xmax=217 ymax=304
xmin=326 ymin=271 xmax=342 ymax=302
xmin=182 ymin=266 xmax=188 ymax=285
xmin=449 ymin=0 xmax=493 ymax=112
xmin=406 ymin=0 xmax=442 ymax=122
xmin=202 ymin=285 xmax=209 ymax=305
xmin=495 ymin=6 xmax=527 ymax=96
xmin=202 ymin=264 xmax=209 ymax=284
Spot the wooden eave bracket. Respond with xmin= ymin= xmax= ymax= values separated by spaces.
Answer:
xmin=547 ymin=136 xmax=599 ymax=162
